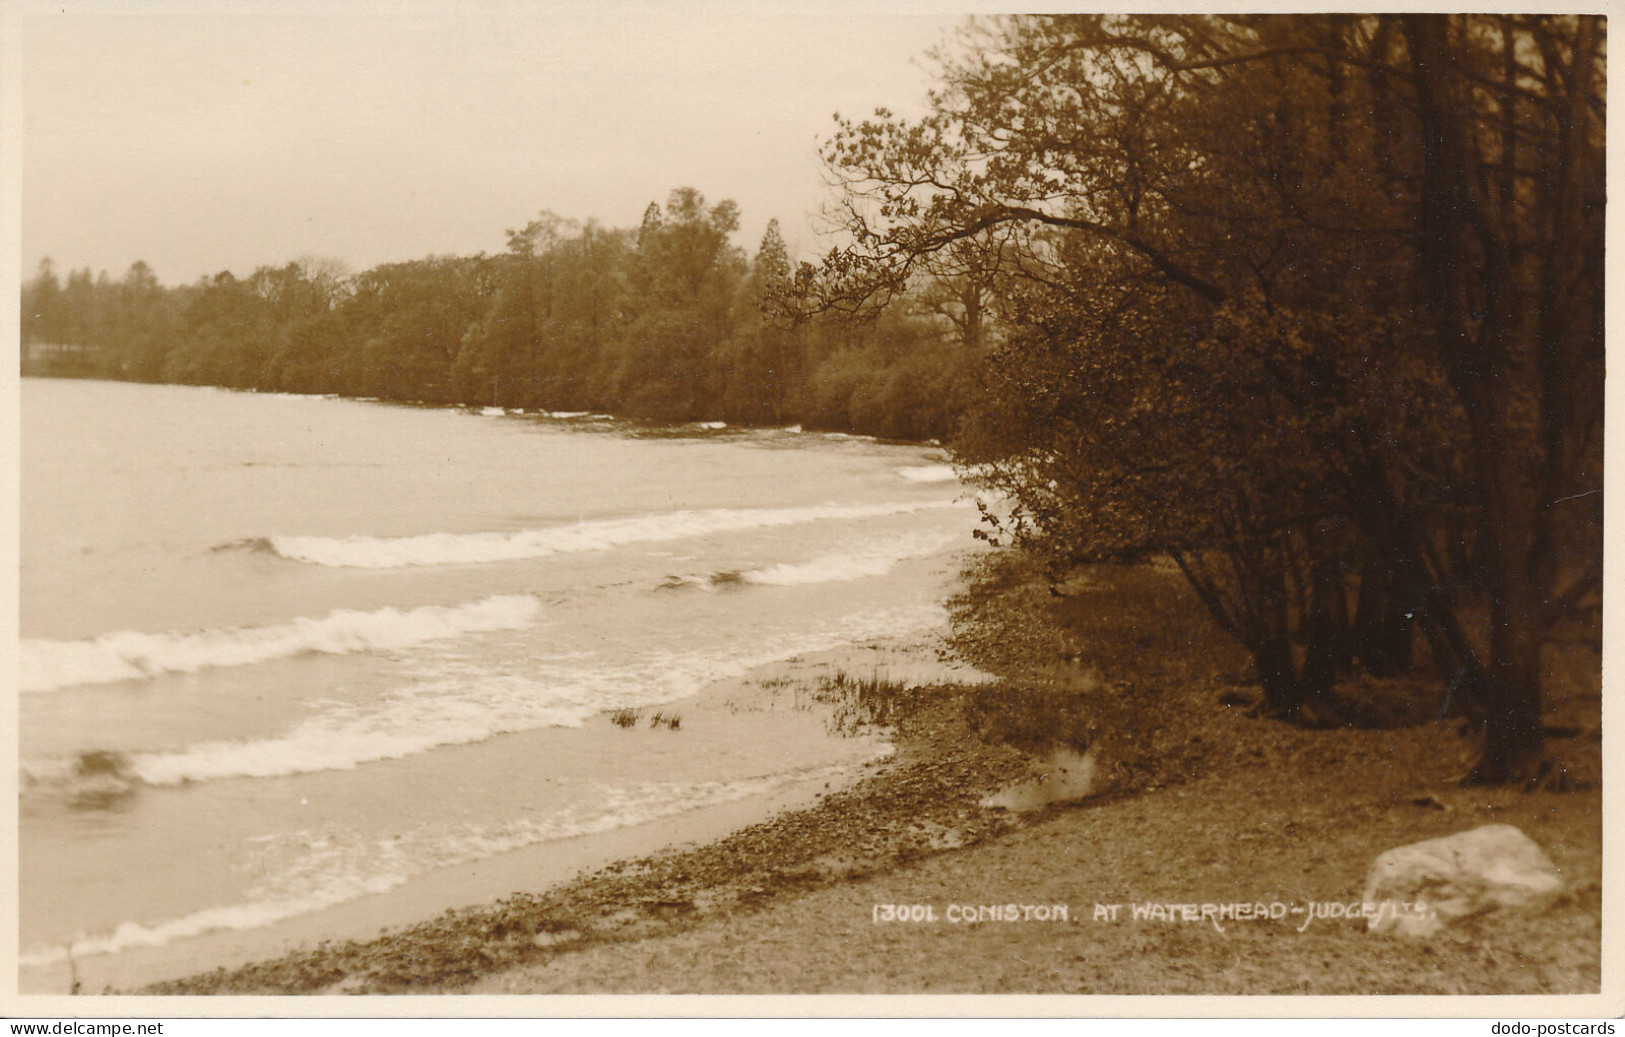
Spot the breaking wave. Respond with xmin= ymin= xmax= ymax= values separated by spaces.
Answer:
xmin=740 ymin=533 xmax=962 ymax=585
xmin=19 ymin=595 xmax=542 ymax=693
xmin=261 ymin=500 xmax=960 ymax=569
xmin=659 ymin=533 xmax=964 ymax=591
xmin=23 ymin=604 xmax=943 ymax=789
xmin=897 ymin=464 xmax=959 ymax=484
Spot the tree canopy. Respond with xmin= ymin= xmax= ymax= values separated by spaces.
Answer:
xmin=20 ymin=189 xmax=984 ymax=441
xmin=816 ymin=13 xmax=1604 ymax=783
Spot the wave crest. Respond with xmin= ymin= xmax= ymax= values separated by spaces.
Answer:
xmin=263 ymin=500 xmax=959 ymax=569
xmin=20 ymin=595 xmax=542 ymax=693
xmin=26 ymin=604 xmax=944 ymax=788
xmin=658 ymin=533 xmax=963 ymax=592
xmin=897 ymin=465 xmax=959 ymax=483
xmin=741 ymin=533 xmax=962 ymax=586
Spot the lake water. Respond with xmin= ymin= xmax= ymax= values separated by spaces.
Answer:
xmin=18 ymin=378 xmax=984 ymax=985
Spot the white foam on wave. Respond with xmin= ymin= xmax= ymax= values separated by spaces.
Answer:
xmin=18 ymin=757 xmax=877 ymax=969
xmin=125 ymin=672 xmax=583 ymax=785
xmin=19 ymin=595 xmax=542 ymax=694
xmin=897 ymin=465 xmax=959 ymax=484
xmin=657 ymin=534 xmax=963 ymax=593
xmin=479 ymin=406 xmax=506 ymax=416
xmin=267 ymin=500 xmax=962 ymax=569
xmin=739 ymin=532 xmax=965 ymax=587
xmin=112 ymin=603 xmax=944 ymax=787
xmin=544 ymin=410 xmax=591 ymax=419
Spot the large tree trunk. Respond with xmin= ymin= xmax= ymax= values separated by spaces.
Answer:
xmin=1475 ymin=561 xmax=1546 ymax=782
xmin=1256 ymin=550 xmax=1309 ymax=716
xmin=1352 ymin=560 xmax=1414 ymax=678
xmin=1403 ymin=15 xmax=1549 ymax=781
xmin=1297 ymin=549 xmax=1344 ymax=702
xmin=1173 ymin=548 xmax=1309 ymax=718
xmin=1467 ymin=395 xmax=1547 ymax=782
xmin=1255 ymin=635 xmax=1301 ymax=716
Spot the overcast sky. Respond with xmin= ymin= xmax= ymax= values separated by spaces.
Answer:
xmin=14 ymin=4 xmax=962 ymax=286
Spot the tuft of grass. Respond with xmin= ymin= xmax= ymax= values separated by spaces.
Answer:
xmin=811 ymin=669 xmax=914 ymax=737
xmin=607 ymin=707 xmax=682 ymax=731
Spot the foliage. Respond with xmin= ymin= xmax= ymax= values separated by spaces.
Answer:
xmin=819 ymin=14 xmax=1604 ymax=781
xmin=20 ymin=190 xmax=982 ymax=440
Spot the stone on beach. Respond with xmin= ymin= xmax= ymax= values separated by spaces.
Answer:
xmin=979 ymin=746 xmax=1097 ymax=813
xmin=1362 ymin=823 xmax=1564 ymax=936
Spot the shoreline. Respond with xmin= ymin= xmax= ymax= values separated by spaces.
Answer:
xmin=53 ymin=556 xmax=1602 ymax=999
xmin=133 ymin=633 xmax=1035 ymax=996
xmin=24 ymin=632 xmax=996 ymax=996
xmin=15 ymin=373 xmax=944 ymax=448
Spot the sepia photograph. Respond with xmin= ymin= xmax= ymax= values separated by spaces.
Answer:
xmin=4 ymin=0 xmax=1614 ymax=1018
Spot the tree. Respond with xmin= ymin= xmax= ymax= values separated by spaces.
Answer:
xmin=611 ymin=188 xmax=746 ymax=419
xmin=819 ymin=14 xmax=1603 ymax=779
xmin=20 ymin=190 xmax=1001 ymax=443
xmin=1395 ymin=15 xmax=1604 ymax=780
xmin=166 ymin=271 xmax=263 ymax=386
xmin=21 ymin=258 xmax=65 ymax=348
xmin=346 ymin=256 xmax=486 ymax=402
xmin=108 ymin=261 xmax=179 ymax=381
xmin=260 ymin=258 xmax=353 ymax=393
xmin=718 ymin=219 xmax=804 ymax=424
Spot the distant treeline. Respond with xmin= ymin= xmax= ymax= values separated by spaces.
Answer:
xmin=19 ymin=188 xmax=980 ymax=440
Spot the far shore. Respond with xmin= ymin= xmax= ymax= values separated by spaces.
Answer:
xmin=104 ymin=557 xmax=1602 ymax=1000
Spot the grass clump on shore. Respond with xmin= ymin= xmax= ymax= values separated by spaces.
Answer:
xmin=803 ymin=669 xmax=916 ymax=737
xmin=608 ymin=707 xmax=682 ymax=731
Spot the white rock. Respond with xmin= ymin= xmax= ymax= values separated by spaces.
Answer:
xmin=979 ymin=746 xmax=1097 ymax=812
xmin=1362 ymin=823 xmax=1564 ymax=936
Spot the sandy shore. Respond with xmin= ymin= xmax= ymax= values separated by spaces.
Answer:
xmin=468 ymin=754 xmax=1603 ymax=999
xmin=134 ymin=646 xmax=1603 ymax=1000
xmin=51 ymin=558 xmax=1604 ymax=1003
